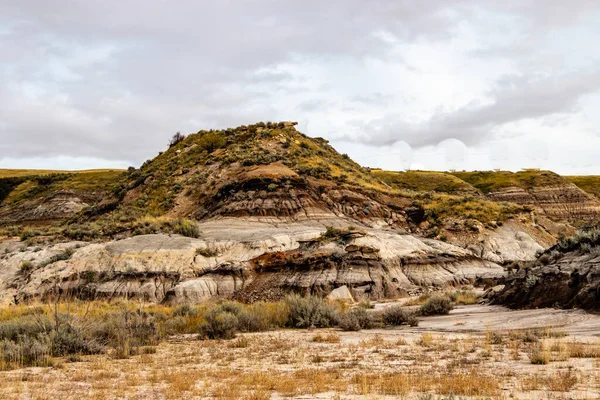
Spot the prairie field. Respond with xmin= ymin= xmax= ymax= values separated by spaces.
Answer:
xmin=0 ymin=302 xmax=599 ymax=399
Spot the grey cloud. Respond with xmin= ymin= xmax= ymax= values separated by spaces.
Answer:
xmin=348 ymin=72 xmax=600 ymax=147
xmin=2 ymin=1 xmax=600 ymax=168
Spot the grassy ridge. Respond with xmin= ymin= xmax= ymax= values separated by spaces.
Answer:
xmin=566 ymin=176 xmax=600 ymax=199
xmin=0 ymin=170 xmax=124 ymax=206
xmin=371 ymin=169 xmax=477 ymax=194
xmin=0 ymin=169 xmax=123 ymax=178
xmin=450 ymin=170 xmax=567 ymax=193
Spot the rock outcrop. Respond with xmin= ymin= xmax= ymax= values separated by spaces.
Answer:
xmin=0 ymin=190 xmax=90 ymax=224
xmin=494 ymin=244 xmax=600 ymax=310
xmin=0 ymin=218 xmax=506 ymax=305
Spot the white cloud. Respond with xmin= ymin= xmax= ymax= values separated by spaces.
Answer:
xmin=1 ymin=1 xmax=600 ymax=174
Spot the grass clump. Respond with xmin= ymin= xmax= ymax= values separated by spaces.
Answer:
xmin=448 ymin=290 xmax=479 ymax=305
xmin=284 ymin=294 xmax=339 ymax=329
xmin=528 ymin=344 xmax=550 ymax=365
xmin=172 ymin=218 xmax=200 ymax=238
xmin=312 ymin=333 xmax=341 ymax=343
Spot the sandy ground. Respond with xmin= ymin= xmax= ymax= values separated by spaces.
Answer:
xmin=1 ymin=305 xmax=600 ymax=399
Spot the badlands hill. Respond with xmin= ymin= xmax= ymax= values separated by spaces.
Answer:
xmin=1 ymin=121 xmax=599 ymax=305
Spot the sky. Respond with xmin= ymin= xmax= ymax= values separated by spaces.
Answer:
xmin=2 ymin=1 xmax=600 ymax=174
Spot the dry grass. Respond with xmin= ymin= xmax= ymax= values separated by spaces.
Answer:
xmin=0 ymin=303 xmax=597 ymax=399
xmin=312 ymin=333 xmax=341 ymax=343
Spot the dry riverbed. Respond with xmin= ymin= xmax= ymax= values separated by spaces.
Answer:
xmin=1 ymin=305 xmax=600 ymax=399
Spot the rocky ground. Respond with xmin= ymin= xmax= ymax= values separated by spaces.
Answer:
xmin=1 ymin=304 xmax=599 ymax=399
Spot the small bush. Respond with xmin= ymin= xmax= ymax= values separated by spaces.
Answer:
xmin=198 ymin=132 xmax=225 ymax=153
xmin=195 ymin=247 xmax=218 ymax=257
xmin=199 ymin=309 xmax=238 ymax=340
xmin=406 ymin=313 xmax=419 ymax=327
xmin=449 ymin=290 xmax=479 ymax=305
xmin=419 ymin=295 xmax=454 ymax=316
xmin=94 ymin=311 xmax=160 ymax=359
xmin=284 ymin=294 xmax=339 ymax=329
xmin=382 ymin=305 xmax=410 ymax=326
xmin=50 ymin=323 xmax=103 ymax=357
xmin=338 ymin=312 xmax=361 ymax=331
xmin=339 ymin=308 xmax=375 ymax=331
xmin=169 ymin=132 xmax=186 ymax=148
xmin=172 ymin=304 xmax=198 ymax=318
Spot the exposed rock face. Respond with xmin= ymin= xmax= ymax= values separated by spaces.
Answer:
xmin=458 ymin=222 xmax=551 ymax=265
xmin=487 ymin=183 xmax=600 ymax=224
xmin=494 ymin=251 xmax=600 ymax=310
xmin=0 ymin=218 xmax=506 ymax=305
xmin=0 ymin=190 xmax=89 ymax=224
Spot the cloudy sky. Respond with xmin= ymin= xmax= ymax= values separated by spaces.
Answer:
xmin=2 ymin=1 xmax=600 ymax=174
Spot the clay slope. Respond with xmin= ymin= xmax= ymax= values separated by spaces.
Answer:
xmin=494 ymin=231 xmax=600 ymax=310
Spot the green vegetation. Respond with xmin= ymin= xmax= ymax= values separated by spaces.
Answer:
xmin=371 ymin=170 xmax=477 ymax=194
xmin=0 ymin=169 xmax=123 ymax=206
xmin=419 ymin=295 xmax=454 ymax=316
xmin=566 ymin=176 xmax=600 ymax=200
xmin=450 ymin=169 xmax=566 ymax=194
xmin=554 ymin=229 xmax=600 ymax=254
xmin=1 ymin=124 xmax=535 ymax=242
xmin=414 ymin=194 xmax=525 ymax=226
xmin=382 ymin=305 xmax=419 ymax=326
xmin=0 ymin=295 xmax=430 ymax=369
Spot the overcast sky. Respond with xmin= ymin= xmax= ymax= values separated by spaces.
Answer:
xmin=2 ymin=1 xmax=600 ymax=174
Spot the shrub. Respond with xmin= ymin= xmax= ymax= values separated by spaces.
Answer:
xmin=50 ymin=323 xmax=102 ymax=356
xmin=382 ymin=305 xmax=414 ymax=326
xmin=339 ymin=308 xmax=375 ymax=331
xmin=216 ymin=301 xmax=244 ymax=317
xmin=196 ymin=247 xmax=218 ymax=257
xmin=172 ymin=304 xmax=198 ymax=318
xmin=419 ymin=295 xmax=454 ymax=316
xmin=284 ymin=294 xmax=339 ymax=329
xmin=406 ymin=313 xmax=419 ymax=327
xmin=169 ymin=132 xmax=186 ymax=148
xmin=338 ymin=312 xmax=361 ymax=331
xmin=0 ymin=335 xmax=52 ymax=369
xmin=236 ymin=308 xmax=272 ymax=332
xmin=449 ymin=290 xmax=479 ymax=305
xmin=0 ymin=315 xmax=53 ymax=342
xmin=198 ymin=309 xmax=238 ymax=339
xmin=198 ymin=132 xmax=225 ymax=153
xmin=94 ymin=311 xmax=160 ymax=358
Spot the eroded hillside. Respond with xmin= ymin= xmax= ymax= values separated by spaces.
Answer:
xmin=0 ymin=122 xmax=597 ymax=305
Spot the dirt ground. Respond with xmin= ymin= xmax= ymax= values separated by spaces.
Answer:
xmin=1 ymin=305 xmax=600 ymax=399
